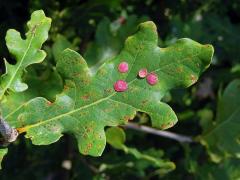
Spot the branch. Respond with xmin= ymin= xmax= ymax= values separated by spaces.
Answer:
xmin=124 ymin=122 xmax=193 ymax=143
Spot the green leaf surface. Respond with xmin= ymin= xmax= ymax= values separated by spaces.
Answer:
xmin=1 ymin=66 xmax=63 ymax=126
xmin=3 ymin=21 xmax=213 ymax=157
xmin=0 ymin=148 xmax=7 ymax=169
xmin=200 ymin=79 xmax=240 ymax=162
xmin=106 ymin=127 xmax=175 ymax=172
xmin=0 ymin=10 xmax=51 ymax=99
xmin=52 ymin=34 xmax=72 ymax=62
xmin=183 ymin=144 xmax=240 ymax=180
xmin=106 ymin=126 xmax=126 ymax=150
xmin=195 ymin=158 xmax=240 ymax=180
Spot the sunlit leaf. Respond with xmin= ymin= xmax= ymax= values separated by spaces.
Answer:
xmin=0 ymin=10 xmax=51 ymax=99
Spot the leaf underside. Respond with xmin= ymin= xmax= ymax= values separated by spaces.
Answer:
xmin=2 ymin=21 xmax=213 ymax=157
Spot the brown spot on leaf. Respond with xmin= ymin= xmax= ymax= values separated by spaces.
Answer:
xmin=176 ymin=67 xmax=183 ymax=73
xmin=83 ymin=133 xmax=88 ymax=139
xmin=175 ymin=48 xmax=182 ymax=52
xmin=87 ymin=143 xmax=93 ymax=150
xmin=141 ymin=100 xmax=148 ymax=106
xmin=73 ymin=73 xmax=81 ymax=77
xmin=124 ymin=116 xmax=129 ymax=121
xmin=81 ymin=95 xmax=89 ymax=100
xmin=83 ymin=143 xmax=93 ymax=154
xmin=99 ymin=68 xmax=107 ymax=76
xmin=46 ymin=101 xmax=53 ymax=106
xmin=86 ymin=127 xmax=92 ymax=133
xmin=64 ymin=85 xmax=69 ymax=91
xmin=161 ymin=124 xmax=167 ymax=129
xmin=190 ymin=74 xmax=197 ymax=83
xmin=170 ymin=121 xmax=176 ymax=127
xmin=104 ymin=108 xmax=112 ymax=113
xmin=104 ymin=88 xmax=113 ymax=94
xmin=80 ymin=111 xmax=88 ymax=116
xmin=82 ymin=79 xmax=90 ymax=85
xmin=83 ymin=149 xmax=88 ymax=154
xmin=124 ymin=115 xmax=134 ymax=122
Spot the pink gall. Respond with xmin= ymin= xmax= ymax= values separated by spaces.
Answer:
xmin=138 ymin=68 xmax=148 ymax=78
xmin=146 ymin=73 xmax=158 ymax=85
xmin=114 ymin=80 xmax=128 ymax=92
xmin=118 ymin=62 xmax=129 ymax=73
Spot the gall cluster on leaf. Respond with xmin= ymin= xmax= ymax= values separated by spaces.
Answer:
xmin=114 ymin=62 xmax=159 ymax=92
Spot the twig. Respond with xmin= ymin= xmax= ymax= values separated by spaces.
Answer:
xmin=124 ymin=123 xmax=193 ymax=143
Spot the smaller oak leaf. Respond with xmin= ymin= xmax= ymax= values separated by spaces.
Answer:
xmin=5 ymin=21 xmax=213 ymax=157
xmin=200 ymin=79 xmax=240 ymax=162
xmin=0 ymin=10 xmax=51 ymax=99
xmin=106 ymin=127 xmax=175 ymax=172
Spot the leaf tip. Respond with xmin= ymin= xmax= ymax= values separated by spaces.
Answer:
xmin=137 ymin=21 xmax=158 ymax=43
xmin=139 ymin=21 xmax=157 ymax=32
xmin=203 ymin=44 xmax=214 ymax=64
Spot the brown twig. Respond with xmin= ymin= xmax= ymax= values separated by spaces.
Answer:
xmin=124 ymin=122 xmax=193 ymax=143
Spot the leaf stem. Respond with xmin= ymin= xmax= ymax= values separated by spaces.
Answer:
xmin=124 ymin=122 xmax=193 ymax=143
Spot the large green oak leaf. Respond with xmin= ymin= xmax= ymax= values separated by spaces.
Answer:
xmin=0 ymin=10 xmax=51 ymax=100
xmin=4 ymin=21 xmax=213 ymax=157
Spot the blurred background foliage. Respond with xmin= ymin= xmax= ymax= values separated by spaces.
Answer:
xmin=0 ymin=0 xmax=240 ymax=179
